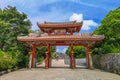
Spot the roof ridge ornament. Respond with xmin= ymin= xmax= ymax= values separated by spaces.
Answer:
xmin=43 ymin=20 xmax=77 ymax=24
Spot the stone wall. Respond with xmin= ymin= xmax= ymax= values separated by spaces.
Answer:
xmin=64 ymin=58 xmax=86 ymax=67
xmin=92 ymin=54 xmax=120 ymax=74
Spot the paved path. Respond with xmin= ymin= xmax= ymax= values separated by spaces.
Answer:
xmin=0 ymin=59 xmax=120 ymax=80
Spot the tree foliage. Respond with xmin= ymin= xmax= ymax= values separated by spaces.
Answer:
xmin=93 ymin=7 xmax=120 ymax=54
xmin=36 ymin=46 xmax=56 ymax=62
xmin=0 ymin=6 xmax=31 ymax=51
xmin=66 ymin=46 xmax=86 ymax=58
xmin=0 ymin=6 xmax=57 ymax=71
xmin=0 ymin=49 xmax=14 ymax=71
xmin=0 ymin=6 xmax=31 ymax=70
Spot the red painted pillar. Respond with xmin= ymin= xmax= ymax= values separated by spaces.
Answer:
xmin=48 ymin=44 xmax=51 ymax=68
xmin=45 ymin=44 xmax=50 ymax=69
xmin=86 ymin=44 xmax=91 ymax=69
xmin=45 ymin=51 xmax=49 ymax=69
xmin=70 ymin=45 xmax=75 ymax=69
xmin=31 ymin=45 xmax=36 ymax=68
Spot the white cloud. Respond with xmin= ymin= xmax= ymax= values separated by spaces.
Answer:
xmin=29 ymin=7 xmax=71 ymax=30
xmin=0 ymin=1 xmax=98 ymax=31
xmin=69 ymin=13 xmax=83 ymax=22
xmin=0 ymin=0 xmax=12 ymax=9
xmin=69 ymin=13 xmax=98 ymax=30
xmin=70 ymin=0 xmax=99 ymax=8
xmin=82 ymin=20 xmax=98 ymax=30
xmin=0 ymin=0 xmax=59 ymax=9
xmin=0 ymin=0 xmax=70 ymax=30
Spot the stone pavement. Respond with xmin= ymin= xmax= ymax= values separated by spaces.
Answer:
xmin=0 ymin=59 xmax=120 ymax=80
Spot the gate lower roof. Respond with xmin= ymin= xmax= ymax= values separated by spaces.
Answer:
xmin=17 ymin=33 xmax=104 ymax=46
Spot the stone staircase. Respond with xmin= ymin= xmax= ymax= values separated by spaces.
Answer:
xmin=51 ymin=59 xmax=66 ymax=67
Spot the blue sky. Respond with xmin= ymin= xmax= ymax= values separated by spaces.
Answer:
xmin=0 ymin=0 xmax=120 ymax=53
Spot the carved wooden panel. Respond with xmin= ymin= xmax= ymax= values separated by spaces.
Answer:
xmin=54 ymin=29 xmax=66 ymax=34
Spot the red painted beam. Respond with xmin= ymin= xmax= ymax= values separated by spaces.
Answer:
xmin=33 ymin=44 xmax=86 ymax=47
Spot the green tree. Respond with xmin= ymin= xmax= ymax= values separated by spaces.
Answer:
xmin=0 ymin=6 xmax=31 ymax=69
xmin=0 ymin=6 xmax=31 ymax=51
xmin=93 ymin=7 xmax=120 ymax=54
xmin=66 ymin=46 xmax=86 ymax=58
xmin=36 ymin=46 xmax=56 ymax=62
xmin=0 ymin=49 xmax=21 ymax=71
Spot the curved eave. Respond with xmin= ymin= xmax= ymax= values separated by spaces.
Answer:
xmin=17 ymin=35 xmax=104 ymax=42
xmin=18 ymin=38 xmax=104 ymax=42
xmin=76 ymin=21 xmax=83 ymax=32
